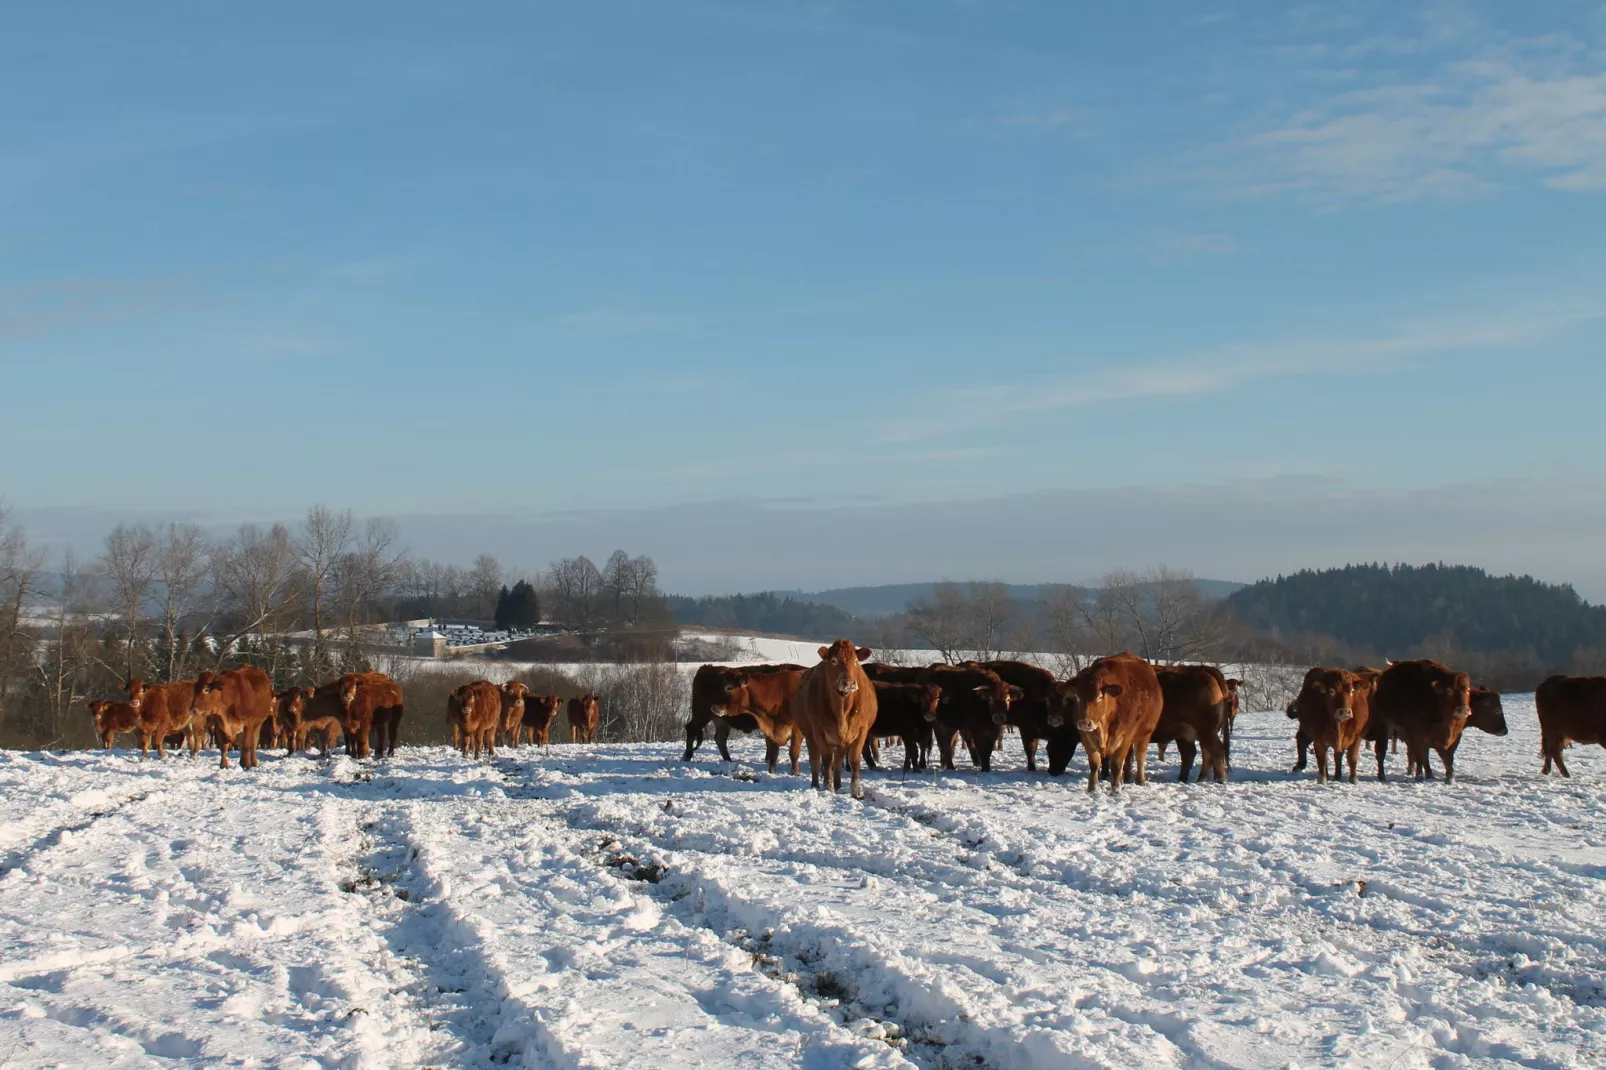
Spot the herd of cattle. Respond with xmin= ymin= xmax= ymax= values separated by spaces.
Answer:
xmin=82 ymin=644 xmax=1606 ymax=791
xmin=682 ymin=645 xmax=1606 ymax=795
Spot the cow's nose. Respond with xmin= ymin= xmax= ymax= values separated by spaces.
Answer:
xmin=1046 ymin=715 xmax=1064 ymax=728
xmin=1075 ymin=719 xmax=1097 ymax=732
xmin=1335 ymin=707 xmax=1353 ymax=722
xmin=991 ymin=712 xmax=1007 ymax=725
xmin=1455 ymin=705 xmax=1471 ymax=718
xmin=923 ymin=712 xmax=936 ymax=722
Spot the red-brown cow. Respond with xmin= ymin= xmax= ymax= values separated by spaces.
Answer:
xmin=1370 ymin=659 xmax=1474 ymax=783
xmin=683 ymin=663 xmax=807 ymax=762
xmin=88 ymin=699 xmax=142 ymax=749
xmin=790 ymin=640 xmax=878 ymax=798
xmin=567 ymin=694 xmax=600 ymax=743
xmin=1058 ymin=653 xmax=1163 ymax=793
xmin=124 ymin=678 xmax=202 ymax=758
xmin=497 ymin=682 xmax=531 ymax=748
xmin=1292 ymin=667 xmax=1373 ymax=784
xmin=337 ymin=674 xmax=404 ymax=759
xmin=865 ymin=682 xmax=942 ymax=771
xmin=1148 ymin=665 xmax=1235 ymax=783
xmin=189 ymin=667 xmax=275 ymax=769
xmin=1536 ymin=674 xmax=1606 ymax=777
xmin=709 ymin=666 xmax=806 ymax=774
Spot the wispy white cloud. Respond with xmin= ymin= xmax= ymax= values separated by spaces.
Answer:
xmin=1199 ymin=14 xmax=1606 ymax=204
xmin=877 ymin=298 xmax=1606 ymax=442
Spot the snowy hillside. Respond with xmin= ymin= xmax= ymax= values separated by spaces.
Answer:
xmin=1 ymin=696 xmax=1603 ymax=1068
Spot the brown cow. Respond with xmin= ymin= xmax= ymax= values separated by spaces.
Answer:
xmin=520 ymin=694 xmax=563 ymax=746
xmin=1292 ymin=667 xmax=1373 ymax=784
xmin=1059 ymin=653 xmax=1163 ymax=793
xmin=710 ymin=666 xmax=807 ymax=774
xmin=1536 ymin=675 xmax=1606 ymax=777
xmin=567 ymin=694 xmax=600 ymax=743
xmin=790 ymin=640 xmax=878 ymax=798
xmin=88 ymin=699 xmax=142 ymax=749
xmin=1370 ymin=659 xmax=1474 ymax=782
xmin=451 ymin=681 xmax=505 ymax=758
xmin=972 ymin=661 xmax=1056 ymax=772
xmin=872 ymin=664 xmax=1014 ymax=772
xmin=274 ymin=687 xmax=315 ymax=749
xmin=497 ymin=682 xmax=531 ymax=747
xmin=684 ymin=663 xmax=807 ymax=762
xmin=865 ymin=682 xmax=941 ymax=770
xmin=189 ymin=667 xmax=275 ymax=769
xmin=338 ymin=674 xmax=405 ymax=759
xmin=123 ymin=678 xmax=201 ymax=758
xmin=1148 ymin=665 xmax=1234 ymax=783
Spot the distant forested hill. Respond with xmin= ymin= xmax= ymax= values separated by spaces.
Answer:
xmin=666 ymin=591 xmax=856 ymax=639
xmin=1225 ymin=563 xmax=1606 ymax=664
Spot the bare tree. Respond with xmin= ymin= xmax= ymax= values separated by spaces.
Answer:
xmin=294 ymin=506 xmax=353 ymax=674
xmin=334 ymin=517 xmax=408 ymax=667
xmin=625 ymin=554 xmax=660 ymax=625
xmin=153 ymin=522 xmax=212 ymax=682
xmin=0 ymin=508 xmax=44 ymax=725
xmin=602 ymin=549 xmax=631 ymax=623
xmin=1039 ymin=585 xmax=1093 ymax=676
xmin=468 ymin=553 xmax=504 ymax=620
xmin=546 ymin=555 xmax=604 ymax=630
xmin=1098 ymin=566 xmax=1224 ymax=664
xmin=965 ymin=581 xmax=1017 ymax=661
xmin=99 ymin=523 xmax=158 ymax=681
xmin=214 ymin=522 xmax=298 ymax=675
xmin=905 ymin=581 xmax=969 ymax=663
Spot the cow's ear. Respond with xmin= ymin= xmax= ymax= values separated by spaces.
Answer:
xmin=1227 ymin=679 xmax=1243 ymax=689
xmin=818 ymin=646 xmax=831 ymax=660
xmin=1100 ymin=683 xmax=1124 ymax=698
xmin=855 ymin=647 xmax=872 ymax=661
xmin=1008 ymin=685 xmax=1025 ymax=701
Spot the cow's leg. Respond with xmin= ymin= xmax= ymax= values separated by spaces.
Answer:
xmin=1200 ymin=738 xmax=1226 ymax=783
xmin=1373 ymin=737 xmax=1388 ymax=782
xmin=763 ymin=736 xmax=780 ymax=773
xmin=1315 ymin=742 xmax=1331 ymax=784
xmin=1135 ymin=735 xmax=1153 ymax=786
xmin=849 ymin=739 xmax=865 ymax=799
xmin=1439 ymin=746 xmax=1456 ymax=784
xmin=788 ymin=729 xmax=802 ymax=776
xmin=861 ymin=737 xmax=879 ymax=770
xmin=1022 ymin=734 xmax=1039 ymax=772
xmin=1291 ymin=729 xmax=1310 ymax=772
xmin=1176 ymin=738 xmax=1197 ymax=782
xmin=936 ymin=731 xmax=956 ymax=771
xmin=1344 ymin=741 xmax=1360 ymax=784
xmin=1110 ymin=745 xmax=1129 ymax=793
xmin=1554 ymin=748 xmax=1571 ymax=777
xmin=1085 ymin=745 xmax=1102 ymax=793
xmin=715 ymin=721 xmax=734 ymax=762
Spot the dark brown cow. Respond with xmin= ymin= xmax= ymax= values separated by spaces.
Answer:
xmin=865 ymin=682 xmax=942 ymax=770
xmin=1149 ymin=665 xmax=1235 ymax=783
xmin=274 ymin=686 xmax=315 ymax=750
xmin=1536 ymin=675 xmax=1606 ymax=777
xmin=790 ymin=640 xmax=878 ymax=797
xmin=709 ymin=666 xmax=806 ymax=774
xmin=520 ymin=694 xmax=563 ymax=746
xmin=1058 ymin=653 xmax=1163 ymax=793
xmin=922 ymin=664 xmax=1016 ymax=772
xmin=88 ymin=699 xmax=142 ymax=749
xmin=123 ymin=678 xmax=202 ymax=758
xmin=1370 ymin=659 xmax=1474 ymax=782
xmin=683 ymin=663 xmax=807 ymax=762
xmin=189 ymin=667 xmax=275 ymax=769
xmin=972 ymin=661 xmax=1057 ymax=772
xmin=1292 ymin=667 xmax=1373 ymax=784
xmin=497 ymin=682 xmax=531 ymax=748
xmin=567 ymin=694 xmax=600 ymax=743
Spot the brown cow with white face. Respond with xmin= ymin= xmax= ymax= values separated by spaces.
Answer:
xmin=1293 ymin=667 xmax=1373 ymax=784
xmin=189 ymin=667 xmax=275 ymax=769
xmin=790 ymin=640 xmax=878 ymax=798
xmin=567 ymin=694 xmax=600 ymax=743
xmin=1058 ymin=653 xmax=1163 ymax=793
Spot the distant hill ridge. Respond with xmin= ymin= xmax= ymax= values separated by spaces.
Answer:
xmin=792 ymin=579 xmax=1245 ymax=619
xmin=1225 ymin=563 xmax=1606 ymax=664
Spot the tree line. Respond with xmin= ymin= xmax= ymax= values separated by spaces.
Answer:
xmin=666 ymin=591 xmax=857 ymax=639
xmin=0 ymin=504 xmax=670 ymax=747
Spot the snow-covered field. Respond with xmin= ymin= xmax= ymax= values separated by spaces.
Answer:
xmin=2 ymin=696 xmax=1604 ymax=1069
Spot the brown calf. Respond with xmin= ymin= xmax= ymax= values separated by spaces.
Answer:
xmin=88 ymin=700 xmax=142 ymax=750
xmin=520 ymin=694 xmax=563 ymax=746
xmin=124 ymin=678 xmax=202 ymax=758
xmin=567 ymin=694 xmax=600 ymax=743
xmin=497 ymin=682 xmax=531 ymax=748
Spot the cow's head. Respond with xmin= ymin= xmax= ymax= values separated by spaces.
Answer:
xmin=917 ymin=684 xmax=943 ymax=723
xmin=1467 ymin=687 xmax=1508 ymax=736
xmin=123 ymin=678 xmax=148 ymax=712
xmin=1300 ymin=668 xmax=1359 ymax=724
xmin=87 ymin=700 xmax=112 ymax=739
xmin=1432 ymin=671 xmax=1473 ymax=720
xmin=501 ymin=681 xmax=529 ymax=715
xmin=817 ymin=640 xmax=871 ymax=696
xmin=190 ymin=673 xmax=227 ymax=718
xmin=1060 ymin=663 xmax=1126 ymax=743
xmin=1222 ymin=678 xmax=1243 ymax=721
xmin=338 ymin=675 xmax=362 ymax=711
xmin=986 ymin=682 xmax=1025 ymax=725
xmin=713 ymin=669 xmax=753 ymax=716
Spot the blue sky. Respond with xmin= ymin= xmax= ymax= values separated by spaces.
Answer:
xmin=4 ymin=1 xmax=1606 ymax=591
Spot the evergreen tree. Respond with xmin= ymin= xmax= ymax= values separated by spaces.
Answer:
xmin=493 ymin=584 xmax=512 ymax=630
